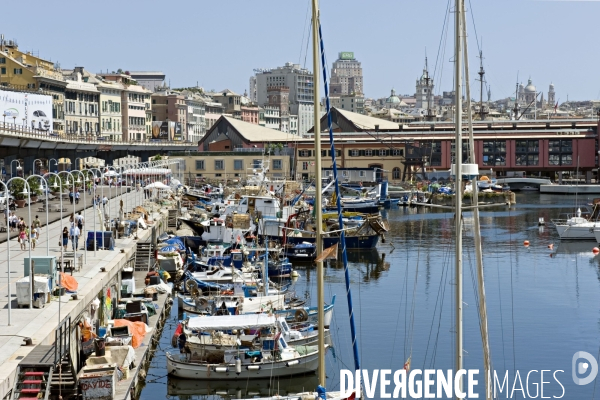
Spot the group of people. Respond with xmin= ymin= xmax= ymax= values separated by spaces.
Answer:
xmin=64 ymin=212 xmax=84 ymax=251
xmin=14 ymin=214 xmax=42 ymax=251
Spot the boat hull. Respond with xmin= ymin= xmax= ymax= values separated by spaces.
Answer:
xmin=555 ymin=224 xmax=597 ymax=240
xmin=281 ymin=234 xmax=379 ymax=249
xmin=166 ymin=348 xmax=321 ymax=380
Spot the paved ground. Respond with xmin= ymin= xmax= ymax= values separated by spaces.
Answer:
xmin=0 ymin=185 xmax=161 ymax=396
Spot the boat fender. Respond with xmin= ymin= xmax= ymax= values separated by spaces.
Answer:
xmin=235 ymin=358 xmax=242 ymax=374
xmin=294 ymin=309 xmax=309 ymax=322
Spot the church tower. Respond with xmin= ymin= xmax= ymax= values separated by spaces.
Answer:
xmin=415 ymin=58 xmax=434 ymax=110
xmin=548 ymin=83 xmax=556 ymax=106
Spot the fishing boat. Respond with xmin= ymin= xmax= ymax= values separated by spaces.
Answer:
xmin=283 ymin=242 xmax=317 ymax=261
xmin=165 ymin=314 xmax=322 ymax=380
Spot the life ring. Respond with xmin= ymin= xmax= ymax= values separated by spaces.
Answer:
xmin=294 ymin=309 xmax=309 ymax=322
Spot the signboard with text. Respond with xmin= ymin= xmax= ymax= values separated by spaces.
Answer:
xmin=0 ymin=89 xmax=53 ymax=132
xmin=339 ymin=52 xmax=355 ymax=60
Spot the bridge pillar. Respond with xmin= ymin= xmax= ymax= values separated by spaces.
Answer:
xmin=586 ymin=170 xmax=592 ymax=184
xmin=558 ymin=171 xmax=563 ymax=184
xmin=23 ymin=155 xmax=37 ymax=176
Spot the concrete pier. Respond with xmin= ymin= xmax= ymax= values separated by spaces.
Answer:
xmin=540 ymin=184 xmax=600 ymax=194
xmin=0 ymin=188 xmax=164 ymax=398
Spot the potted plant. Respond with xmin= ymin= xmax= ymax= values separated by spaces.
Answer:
xmin=10 ymin=179 xmax=27 ymax=208
xmin=26 ymin=177 xmax=42 ymax=203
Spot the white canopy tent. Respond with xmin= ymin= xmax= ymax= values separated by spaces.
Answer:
xmin=145 ymin=182 xmax=172 ymax=190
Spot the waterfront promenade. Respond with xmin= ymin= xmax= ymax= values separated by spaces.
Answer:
xmin=0 ymin=186 xmax=151 ymax=397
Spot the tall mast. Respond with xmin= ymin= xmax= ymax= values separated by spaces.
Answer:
xmin=311 ymin=0 xmax=325 ymax=387
xmin=425 ymin=57 xmax=435 ymax=121
xmin=462 ymin=10 xmax=492 ymax=400
xmin=477 ymin=51 xmax=487 ymax=121
xmin=454 ymin=0 xmax=464 ymax=398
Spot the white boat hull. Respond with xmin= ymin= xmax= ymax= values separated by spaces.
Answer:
xmin=166 ymin=347 xmax=321 ymax=380
xmin=555 ymin=224 xmax=597 ymax=240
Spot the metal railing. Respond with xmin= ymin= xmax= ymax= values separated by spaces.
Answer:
xmin=54 ymin=316 xmax=71 ymax=365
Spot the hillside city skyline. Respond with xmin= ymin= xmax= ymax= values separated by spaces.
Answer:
xmin=1 ymin=1 xmax=599 ymax=101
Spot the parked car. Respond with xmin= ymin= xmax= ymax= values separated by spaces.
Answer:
xmin=31 ymin=110 xmax=51 ymax=131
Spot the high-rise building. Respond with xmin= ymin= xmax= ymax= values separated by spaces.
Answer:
xmin=330 ymin=52 xmax=363 ymax=96
xmin=254 ymin=62 xmax=314 ymax=135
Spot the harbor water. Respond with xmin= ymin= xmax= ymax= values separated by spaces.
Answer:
xmin=139 ymin=192 xmax=600 ymax=399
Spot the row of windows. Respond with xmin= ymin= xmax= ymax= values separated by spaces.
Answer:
xmin=102 ymin=100 xmax=121 ymax=113
xmin=129 ymin=117 xmax=145 ymax=126
xmin=196 ymin=159 xmax=283 ymax=171
xmin=298 ymin=149 xmax=404 ymax=157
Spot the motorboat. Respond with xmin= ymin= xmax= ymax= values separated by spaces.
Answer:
xmin=552 ymin=205 xmax=600 ymax=240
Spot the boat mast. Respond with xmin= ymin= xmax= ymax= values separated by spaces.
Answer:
xmin=454 ymin=0 xmax=464 ymax=398
xmin=462 ymin=9 xmax=492 ymax=400
xmin=311 ymin=0 xmax=326 ymax=387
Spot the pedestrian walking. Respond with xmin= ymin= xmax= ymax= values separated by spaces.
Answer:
xmin=62 ymin=227 xmax=69 ymax=251
xmin=76 ymin=211 xmax=84 ymax=231
xmin=18 ymin=227 xmax=27 ymax=250
xmin=33 ymin=215 xmax=41 ymax=230
xmin=69 ymin=189 xmax=74 ymax=204
xmin=75 ymin=190 xmax=80 ymax=205
xmin=30 ymin=224 xmax=38 ymax=250
xmin=70 ymin=224 xmax=80 ymax=251
xmin=102 ymin=195 xmax=108 ymax=208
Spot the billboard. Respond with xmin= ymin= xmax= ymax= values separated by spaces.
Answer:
xmin=151 ymin=121 xmax=174 ymax=140
xmin=174 ymin=122 xmax=182 ymax=141
xmin=339 ymin=52 xmax=355 ymax=60
xmin=0 ymin=89 xmax=53 ymax=132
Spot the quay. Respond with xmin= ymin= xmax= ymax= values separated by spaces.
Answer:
xmin=540 ymin=184 xmax=600 ymax=194
xmin=0 ymin=187 xmax=176 ymax=399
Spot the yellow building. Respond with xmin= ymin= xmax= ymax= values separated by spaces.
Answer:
xmin=0 ymin=38 xmax=66 ymax=134
xmin=175 ymin=152 xmax=292 ymax=186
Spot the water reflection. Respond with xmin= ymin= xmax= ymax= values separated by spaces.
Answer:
xmin=167 ymin=374 xmax=319 ymax=399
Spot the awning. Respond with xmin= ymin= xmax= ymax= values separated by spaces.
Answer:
xmin=187 ymin=314 xmax=276 ymax=331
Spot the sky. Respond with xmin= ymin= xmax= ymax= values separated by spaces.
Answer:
xmin=4 ymin=0 xmax=600 ymax=102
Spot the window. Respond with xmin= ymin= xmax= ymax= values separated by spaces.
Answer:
xmin=365 ymin=149 xmax=372 ymax=156
xmin=0 ymin=67 xmax=6 ymax=74
xmin=392 ymin=148 xmax=404 ymax=156
xmin=215 ymin=160 xmax=224 ymax=170
xmin=515 ymin=140 xmax=539 ymax=166
xmin=215 ymin=173 xmax=222 ymax=177
xmin=0 ymin=57 xmax=5 ymax=64
xmin=548 ymin=139 xmax=572 ymax=166
xmin=13 ymin=68 xmax=23 ymax=75
xmin=393 ymin=167 xmax=401 ymax=180
xmin=234 ymin=159 xmax=243 ymax=170
xmin=359 ymin=170 xmax=366 ymax=177
xmin=482 ymin=140 xmax=506 ymax=166
xmin=195 ymin=160 xmax=205 ymax=170
xmin=342 ymin=170 xmax=349 ymax=177
xmin=380 ymin=149 xmax=389 ymax=156
xmin=252 ymin=159 xmax=262 ymax=168
xmin=273 ymin=159 xmax=282 ymax=170
xmin=349 ymin=149 xmax=359 ymax=157
xmin=302 ymin=161 xmax=309 ymax=170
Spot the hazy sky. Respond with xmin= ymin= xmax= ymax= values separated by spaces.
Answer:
xmin=4 ymin=0 xmax=599 ymax=102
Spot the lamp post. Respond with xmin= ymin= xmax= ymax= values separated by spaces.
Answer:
xmin=2 ymin=113 xmax=6 ymax=127
xmin=44 ymin=172 xmax=64 ymax=257
xmin=0 ymin=180 xmax=10 ymax=324
xmin=7 ymin=177 xmax=32 ymax=308
xmin=86 ymin=168 xmax=102 ymax=256
xmin=49 ymin=158 xmax=58 ymax=173
xmin=59 ymin=171 xmax=78 ymax=273
xmin=72 ymin=170 xmax=87 ymax=265
xmin=10 ymin=160 xmax=20 ymax=179
xmin=28 ymin=175 xmax=50 ymax=256
xmin=74 ymin=157 xmax=82 ymax=171
xmin=33 ymin=159 xmax=43 ymax=176
xmin=106 ymin=166 xmax=119 ymax=237
xmin=12 ymin=116 xmax=16 ymax=128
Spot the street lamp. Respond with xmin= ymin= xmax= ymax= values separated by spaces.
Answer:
xmin=7 ymin=177 xmax=32 ymax=309
xmin=10 ymin=160 xmax=20 ymax=179
xmin=2 ymin=113 xmax=5 ymax=127
xmin=0 ymin=180 xmax=10 ymax=324
xmin=49 ymin=158 xmax=58 ymax=173
xmin=28 ymin=175 xmax=50 ymax=256
xmin=58 ymin=171 xmax=79 ymax=273
xmin=72 ymin=170 xmax=87 ymax=265
xmin=33 ymin=159 xmax=43 ymax=176
xmin=84 ymin=168 xmax=101 ymax=256
xmin=12 ymin=116 xmax=16 ymax=127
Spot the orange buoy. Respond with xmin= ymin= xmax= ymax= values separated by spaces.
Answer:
xmin=593 ymin=247 xmax=599 ymax=254
xmin=548 ymin=244 xmax=553 ymax=250
xmin=524 ymin=240 xmax=530 ymax=246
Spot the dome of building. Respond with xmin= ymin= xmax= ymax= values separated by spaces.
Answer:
xmin=524 ymin=79 xmax=536 ymax=93
xmin=386 ymin=89 xmax=401 ymax=104
xmin=549 ymin=82 xmax=555 ymax=90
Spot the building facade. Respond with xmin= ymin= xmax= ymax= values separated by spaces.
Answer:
xmin=98 ymin=80 xmax=123 ymax=141
xmin=329 ymin=52 xmax=363 ymax=96
xmin=64 ymin=71 xmax=100 ymax=137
